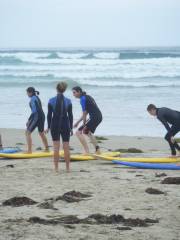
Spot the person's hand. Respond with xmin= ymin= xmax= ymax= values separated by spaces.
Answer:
xmin=73 ymin=122 xmax=79 ymax=128
xmin=44 ymin=129 xmax=49 ymax=134
xmin=171 ymin=136 xmax=175 ymax=143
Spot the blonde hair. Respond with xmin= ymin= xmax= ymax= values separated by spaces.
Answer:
xmin=56 ymin=82 xmax=68 ymax=93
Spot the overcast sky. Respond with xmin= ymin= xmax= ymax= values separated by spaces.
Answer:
xmin=0 ymin=0 xmax=180 ymax=48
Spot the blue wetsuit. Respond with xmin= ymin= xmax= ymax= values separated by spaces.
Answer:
xmin=47 ymin=94 xmax=73 ymax=142
xmin=27 ymin=95 xmax=45 ymax=133
xmin=79 ymin=95 xmax=102 ymax=133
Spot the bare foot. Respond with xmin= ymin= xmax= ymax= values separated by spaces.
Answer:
xmin=82 ymin=152 xmax=90 ymax=156
xmin=95 ymin=149 xmax=101 ymax=155
xmin=44 ymin=148 xmax=50 ymax=152
xmin=54 ymin=168 xmax=59 ymax=173
xmin=169 ymin=155 xmax=177 ymax=158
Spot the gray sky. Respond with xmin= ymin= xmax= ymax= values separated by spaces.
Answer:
xmin=0 ymin=0 xmax=180 ymax=48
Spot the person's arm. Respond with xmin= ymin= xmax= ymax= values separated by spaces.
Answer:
xmin=82 ymin=111 xmax=88 ymax=125
xmin=67 ymin=103 xmax=73 ymax=130
xmin=74 ymin=95 xmax=88 ymax=128
xmin=157 ymin=115 xmax=171 ymax=132
xmin=28 ymin=98 xmax=37 ymax=120
xmin=47 ymin=102 xmax=53 ymax=130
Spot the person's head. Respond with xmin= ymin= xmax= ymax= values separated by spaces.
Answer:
xmin=26 ymin=87 xmax=39 ymax=97
xmin=147 ymin=104 xmax=157 ymax=116
xmin=56 ymin=82 xmax=68 ymax=93
xmin=72 ymin=86 xmax=86 ymax=98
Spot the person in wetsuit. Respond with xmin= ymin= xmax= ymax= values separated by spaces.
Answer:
xmin=147 ymin=104 xmax=180 ymax=157
xmin=26 ymin=87 xmax=49 ymax=153
xmin=72 ymin=86 xmax=102 ymax=154
xmin=0 ymin=134 xmax=3 ymax=150
xmin=46 ymin=82 xmax=73 ymax=172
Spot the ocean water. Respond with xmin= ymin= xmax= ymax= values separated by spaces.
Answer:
xmin=0 ymin=47 xmax=180 ymax=136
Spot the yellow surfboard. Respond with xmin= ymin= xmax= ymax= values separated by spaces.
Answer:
xmin=70 ymin=151 xmax=120 ymax=161
xmin=0 ymin=151 xmax=120 ymax=160
xmin=92 ymin=155 xmax=180 ymax=163
xmin=0 ymin=151 xmax=64 ymax=159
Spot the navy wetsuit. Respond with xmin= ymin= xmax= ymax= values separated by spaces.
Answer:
xmin=47 ymin=94 xmax=73 ymax=142
xmin=78 ymin=95 xmax=102 ymax=133
xmin=27 ymin=95 xmax=45 ymax=133
xmin=157 ymin=107 xmax=180 ymax=155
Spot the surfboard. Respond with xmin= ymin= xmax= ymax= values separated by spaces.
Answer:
xmin=70 ymin=151 xmax=120 ymax=161
xmin=0 ymin=151 xmax=64 ymax=159
xmin=0 ymin=148 xmax=21 ymax=154
xmin=112 ymin=160 xmax=180 ymax=170
xmin=0 ymin=151 xmax=120 ymax=160
xmin=92 ymin=155 xmax=180 ymax=163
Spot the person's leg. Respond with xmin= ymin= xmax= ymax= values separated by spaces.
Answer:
xmin=85 ymin=120 xmax=101 ymax=154
xmin=53 ymin=141 xmax=60 ymax=172
xmin=169 ymin=125 xmax=180 ymax=153
xmin=164 ymin=125 xmax=180 ymax=156
xmin=87 ymin=132 xmax=100 ymax=154
xmin=25 ymin=130 xmax=32 ymax=153
xmin=76 ymin=130 xmax=90 ymax=154
xmin=38 ymin=119 xmax=49 ymax=151
xmin=39 ymin=132 xmax=49 ymax=151
xmin=63 ymin=142 xmax=70 ymax=172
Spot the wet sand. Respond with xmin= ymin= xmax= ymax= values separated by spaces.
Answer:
xmin=0 ymin=128 xmax=180 ymax=240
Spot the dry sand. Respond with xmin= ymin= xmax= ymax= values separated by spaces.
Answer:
xmin=0 ymin=128 xmax=180 ymax=240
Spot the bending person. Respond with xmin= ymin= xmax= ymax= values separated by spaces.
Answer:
xmin=0 ymin=134 xmax=3 ymax=150
xmin=47 ymin=82 xmax=73 ymax=172
xmin=147 ymin=104 xmax=180 ymax=157
xmin=72 ymin=86 xmax=102 ymax=154
xmin=26 ymin=87 xmax=49 ymax=153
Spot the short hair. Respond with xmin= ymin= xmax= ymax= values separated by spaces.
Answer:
xmin=56 ymin=82 xmax=68 ymax=93
xmin=147 ymin=104 xmax=157 ymax=111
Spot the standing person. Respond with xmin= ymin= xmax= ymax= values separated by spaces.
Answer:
xmin=0 ymin=134 xmax=3 ymax=150
xmin=46 ymin=82 xmax=73 ymax=172
xmin=72 ymin=86 xmax=102 ymax=155
xmin=147 ymin=104 xmax=180 ymax=157
xmin=26 ymin=87 xmax=49 ymax=153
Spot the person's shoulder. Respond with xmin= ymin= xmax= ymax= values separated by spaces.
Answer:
xmin=49 ymin=96 xmax=56 ymax=104
xmin=158 ymin=107 xmax=171 ymax=117
xmin=80 ymin=95 xmax=86 ymax=101
xmin=31 ymin=95 xmax=37 ymax=102
xmin=64 ymin=96 xmax=72 ymax=105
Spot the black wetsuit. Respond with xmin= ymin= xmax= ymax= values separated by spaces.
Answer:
xmin=47 ymin=94 xmax=73 ymax=142
xmin=157 ymin=107 xmax=180 ymax=155
xmin=79 ymin=95 xmax=102 ymax=133
xmin=27 ymin=95 xmax=45 ymax=133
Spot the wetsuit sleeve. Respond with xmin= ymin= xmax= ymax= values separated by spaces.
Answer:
xmin=157 ymin=115 xmax=171 ymax=132
xmin=47 ymin=102 xmax=53 ymax=129
xmin=31 ymin=98 xmax=37 ymax=113
xmin=67 ymin=103 xmax=73 ymax=130
xmin=28 ymin=98 xmax=37 ymax=120
xmin=80 ymin=96 xmax=86 ymax=112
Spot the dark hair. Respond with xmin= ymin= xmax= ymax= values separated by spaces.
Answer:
xmin=147 ymin=104 xmax=156 ymax=111
xmin=72 ymin=86 xmax=86 ymax=95
xmin=56 ymin=82 xmax=67 ymax=93
xmin=26 ymin=87 xmax=39 ymax=95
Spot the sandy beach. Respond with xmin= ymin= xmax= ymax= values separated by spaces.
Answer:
xmin=0 ymin=128 xmax=179 ymax=240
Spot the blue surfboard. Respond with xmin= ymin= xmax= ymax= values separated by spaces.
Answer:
xmin=0 ymin=148 xmax=21 ymax=154
xmin=112 ymin=160 xmax=180 ymax=170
